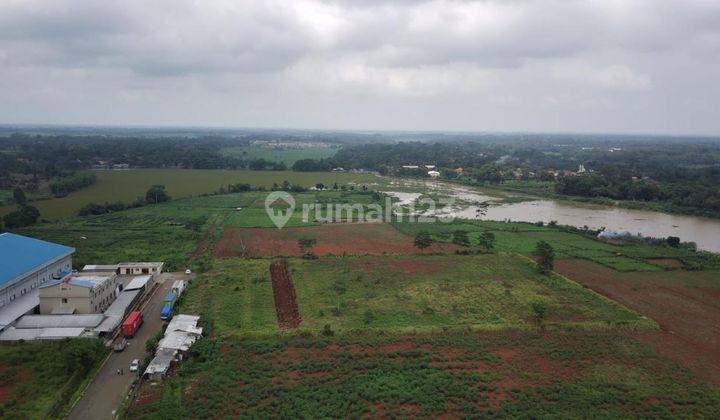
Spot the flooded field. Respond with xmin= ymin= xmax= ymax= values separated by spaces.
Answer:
xmin=381 ymin=179 xmax=720 ymax=253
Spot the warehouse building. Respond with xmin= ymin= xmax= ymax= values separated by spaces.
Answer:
xmin=0 ymin=233 xmax=74 ymax=329
xmin=39 ymin=273 xmax=120 ymax=314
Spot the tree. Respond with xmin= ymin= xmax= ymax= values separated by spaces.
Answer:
xmin=12 ymin=187 xmax=26 ymax=205
xmin=532 ymin=301 xmax=548 ymax=327
xmin=534 ymin=241 xmax=555 ymax=274
xmin=145 ymin=185 xmax=170 ymax=204
xmin=2 ymin=205 xmax=40 ymax=228
xmin=477 ymin=231 xmax=495 ymax=253
xmin=667 ymin=236 xmax=681 ymax=248
xmin=414 ymin=231 xmax=434 ymax=253
xmin=452 ymin=230 xmax=470 ymax=247
xmin=298 ymin=237 xmax=318 ymax=259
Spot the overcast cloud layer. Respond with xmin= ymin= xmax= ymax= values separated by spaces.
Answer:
xmin=1 ymin=0 xmax=719 ymax=135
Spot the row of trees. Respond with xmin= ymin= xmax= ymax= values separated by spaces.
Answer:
xmin=77 ymin=185 xmax=170 ymax=216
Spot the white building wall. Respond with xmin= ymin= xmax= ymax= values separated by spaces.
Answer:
xmin=0 ymin=255 xmax=72 ymax=309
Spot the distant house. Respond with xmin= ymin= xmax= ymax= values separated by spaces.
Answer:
xmin=425 ymin=165 xmax=436 ymax=169
xmin=117 ymin=262 xmax=164 ymax=277
xmin=401 ymin=165 xmax=420 ymax=169
xmin=427 ymin=170 xmax=441 ymax=178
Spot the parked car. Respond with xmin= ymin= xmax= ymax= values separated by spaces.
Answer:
xmin=185 ymin=269 xmax=192 ymax=275
xmin=129 ymin=359 xmax=140 ymax=372
xmin=113 ymin=338 xmax=127 ymax=352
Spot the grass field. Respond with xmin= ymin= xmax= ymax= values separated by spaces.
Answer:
xmin=0 ymin=169 xmax=376 ymax=220
xmin=394 ymin=219 xmax=720 ymax=271
xmin=127 ymin=331 xmax=720 ymax=418
xmin=0 ymin=339 xmax=107 ymax=419
xmin=221 ymin=144 xmax=340 ymax=166
xmin=555 ymin=258 xmax=720 ymax=384
xmin=179 ymin=254 xmax=651 ymax=337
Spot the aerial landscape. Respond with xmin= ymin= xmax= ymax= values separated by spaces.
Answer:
xmin=1 ymin=1 xmax=719 ymax=419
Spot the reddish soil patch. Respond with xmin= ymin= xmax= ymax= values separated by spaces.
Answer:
xmin=269 ymin=259 xmax=301 ymax=329
xmin=213 ymin=224 xmax=459 ymax=258
xmin=646 ymin=258 xmax=683 ymax=269
xmin=189 ymin=222 xmax=216 ymax=260
xmin=555 ymin=258 xmax=720 ymax=385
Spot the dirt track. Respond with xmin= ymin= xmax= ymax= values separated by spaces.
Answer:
xmin=269 ymin=259 xmax=301 ymax=329
xmin=555 ymin=259 xmax=720 ymax=385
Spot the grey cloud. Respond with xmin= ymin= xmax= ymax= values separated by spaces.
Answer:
xmin=0 ymin=0 xmax=719 ymax=134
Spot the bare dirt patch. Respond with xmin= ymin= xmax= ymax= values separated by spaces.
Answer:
xmin=646 ymin=258 xmax=683 ymax=269
xmin=555 ymin=258 xmax=720 ymax=384
xmin=189 ymin=222 xmax=216 ymax=260
xmin=269 ymin=259 xmax=301 ymax=329
xmin=213 ymin=224 xmax=458 ymax=258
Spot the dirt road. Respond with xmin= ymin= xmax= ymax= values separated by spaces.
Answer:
xmin=68 ymin=272 xmax=189 ymax=420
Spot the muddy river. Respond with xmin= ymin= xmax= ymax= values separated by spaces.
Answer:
xmin=382 ymin=181 xmax=720 ymax=253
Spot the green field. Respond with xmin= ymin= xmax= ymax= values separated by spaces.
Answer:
xmin=0 ymin=339 xmax=107 ymax=419
xmin=4 ymin=189 xmax=719 ymax=417
xmin=221 ymin=144 xmax=340 ymax=166
xmin=180 ymin=254 xmax=651 ymax=337
xmin=393 ymin=219 xmax=720 ymax=271
xmin=0 ymin=169 xmax=377 ymax=220
xmin=127 ymin=331 xmax=720 ymax=418
xmin=14 ymin=190 xmax=380 ymax=270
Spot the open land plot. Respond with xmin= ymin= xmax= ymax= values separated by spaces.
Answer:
xmin=214 ymin=224 xmax=458 ymax=258
xmin=180 ymin=254 xmax=651 ymax=337
xmin=221 ymin=144 xmax=340 ymax=166
xmin=0 ymin=339 xmax=107 ymax=419
xmin=127 ymin=331 xmax=720 ymax=418
xmin=394 ymin=220 xmax=720 ymax=271
xmin=555 ymin=258 xmax=720 ymax=385
xmin=0 ymin=169 xmax=377 ymax=220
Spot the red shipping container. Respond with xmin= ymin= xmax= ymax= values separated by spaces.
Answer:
xmin=121 ymin=311 xmax=143 ymax=338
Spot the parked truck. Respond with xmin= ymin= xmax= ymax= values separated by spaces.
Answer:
xmin=160 ymin=280 xmax=186 ymax=320
xmin=122 ymin=311 xmax=144 ymax=338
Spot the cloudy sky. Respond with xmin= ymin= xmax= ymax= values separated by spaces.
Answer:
xmin=1 ymin=0 xmax=719 ymax=135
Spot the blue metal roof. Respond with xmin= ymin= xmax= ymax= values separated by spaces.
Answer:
xmin=0 ymin=233 xmax=75 ymax=287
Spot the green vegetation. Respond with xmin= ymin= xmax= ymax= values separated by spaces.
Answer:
xmin=0 ymin=169 xmax=377 ymax=220
xmin=49 ymin=172 xmax=96 ymax=198
xmin=221 ymin=144 xmax=340 ymax=166
xmin=180 ymin=254 xmax=650 ymax=337
xmin=126 ymin=331 xmax=720 ymax=418
xmin=0 ymin=339 xmax=107 ymax=419
xmin=394 ymin=219 xmax=720 ymax=271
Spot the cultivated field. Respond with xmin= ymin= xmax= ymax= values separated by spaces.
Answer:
xmin=127 ymin=331 xmax=720 ymax=418
xmin=555 ymin=259 xmax=720 ymax=384
xmin=0 ymin=169 xmax=376 ymax=220
xmin=221 ymin=144 xmax=340 ymax=166
xmin=179 ymin=254 xmax=650 ymax=336
xmin=214 ymin=224 xmax=458 ymax=258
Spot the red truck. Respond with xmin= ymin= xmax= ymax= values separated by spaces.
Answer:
xmin=121 ymin=311 xmax=143 ymax=338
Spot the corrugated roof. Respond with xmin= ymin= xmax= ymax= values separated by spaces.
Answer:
xmin=0 ymin=288 xmax=39 ymax=330
xmin=0 ymin=233 xmax=75 ymax=287
xmin=144 ymin=348 xmax=177 ymax=376
xmin=125 ymin=275 xmax=152 ymax=291
xmin=94 ymin=289 xmax=141 ymax=333
xmin=15 ymin=314 xmax=104 ymax=329
xmin=82 ymin=264 xmax=118 ymax=271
